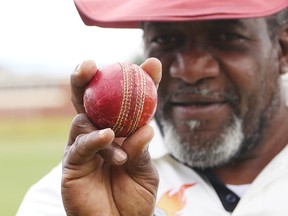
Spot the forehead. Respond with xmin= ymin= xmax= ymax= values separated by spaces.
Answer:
xmin=143 ymin=18 xmax=267 ymax=33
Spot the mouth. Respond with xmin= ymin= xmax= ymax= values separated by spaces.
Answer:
xmin=169 ymin=95 xmax=229 ymax=120
xmin=170 ymin=94 xmax=226 ymax=106
xmin=170 ymin=100 xmax=225 ymax=107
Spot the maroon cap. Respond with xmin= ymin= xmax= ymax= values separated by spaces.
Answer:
xmin=74 ymin=0 xmax=288 ymax=28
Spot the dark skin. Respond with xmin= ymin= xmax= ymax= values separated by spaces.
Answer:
xmin=62 ymin=58 xmax=161 ymax=216
xmin=144 ymin=18 xmax=288 ymax=184
xmin=62 ymin=17 xmax=288 ymax=215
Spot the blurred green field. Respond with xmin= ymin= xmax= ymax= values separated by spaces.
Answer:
xmin=0 ymin=116 xmax=72 ymax=216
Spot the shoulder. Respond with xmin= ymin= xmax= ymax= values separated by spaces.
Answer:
xmin=16 ymin=163 xmax=65 ymax=216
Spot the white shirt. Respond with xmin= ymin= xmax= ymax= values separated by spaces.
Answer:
xmin=16 ymin=120 xmax=288 ymax=216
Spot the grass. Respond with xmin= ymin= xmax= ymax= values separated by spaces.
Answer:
xmin=0 ymin=116 xmax=72 ymax=216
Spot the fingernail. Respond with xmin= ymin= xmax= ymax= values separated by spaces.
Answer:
xmin=98 ymin=128 xmax=113 ymax=136
xmin=74 ymin=62 xmax=82 ymax=73
xmin=114 ymin=149 xmax=127 ymax=163
xmin=143 ymin=143 xmax=150 ymax=152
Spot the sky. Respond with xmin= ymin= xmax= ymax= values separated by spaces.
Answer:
xmin=0 ymin=0 xmax=144 ymax=78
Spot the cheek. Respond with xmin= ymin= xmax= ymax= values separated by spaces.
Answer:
xmin=232 ymin=70 xmax=277 ymax=132
xmin=220 ymin=55 xmax=264 ymax=114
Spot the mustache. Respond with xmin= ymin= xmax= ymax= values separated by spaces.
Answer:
xmin=167 ymin=85 xmax=239 ymax=103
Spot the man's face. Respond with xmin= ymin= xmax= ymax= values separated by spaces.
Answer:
xmin=143 ymin=19 xmax=282 ymax=168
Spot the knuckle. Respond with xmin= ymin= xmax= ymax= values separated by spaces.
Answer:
xmin=71 ymin=114 xmax=96 ymax=135
xmin=72 ymin=114 xmax=89 ymax=126
xmin=73 ymin=134 xmax=89 ymax=156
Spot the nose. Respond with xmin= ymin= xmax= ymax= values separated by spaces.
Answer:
xmin=170 ymin=49 xmax=220 ymax=84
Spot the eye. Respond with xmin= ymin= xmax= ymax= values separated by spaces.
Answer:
xmin=152 ymin=34 xmax=182 ymax=45
xmin=216 ymin=32 xmax=244 ymax=42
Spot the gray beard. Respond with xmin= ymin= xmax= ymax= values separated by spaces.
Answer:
xmin=162 ymin=115 xmax=244 ymax=169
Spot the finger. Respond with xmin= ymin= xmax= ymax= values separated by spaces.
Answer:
xmin=67 ymin=114 xmax=128 ymax=166
xmin=63 ymin=128 xmax=117 ymax=179
xmin=122 ymin=124 xmax=154 ymax=164
xmin=71 ymin=60 xmax=97 ymax=113
xmin=98 ymin=142 xmax=128 ymax=166
xmin=65 ymin=128 xmax=115 ymax=166
xmin=121 ymin=125 xmax=158 ymax=189
xmin=140 ymin=57 xmax=162 ymax=88
xmin=68 ymin=113 xmax=97 ymax=145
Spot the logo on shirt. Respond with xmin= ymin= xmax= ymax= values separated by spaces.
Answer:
xmin=155 ymin=183 xmax=196 ymax=216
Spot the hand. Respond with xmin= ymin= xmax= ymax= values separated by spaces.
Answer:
xmin=61 ymin=58 xmax=162 ymax=216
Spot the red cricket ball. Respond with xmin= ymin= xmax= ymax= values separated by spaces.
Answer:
xmin=83 ymin=62 xmax=158 ymax=137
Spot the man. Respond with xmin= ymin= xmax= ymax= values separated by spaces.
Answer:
xmin=17 ymin=0 xmax=288 ymax=215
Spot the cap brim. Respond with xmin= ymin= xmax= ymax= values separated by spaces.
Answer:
xmin=74 ymin=0 xmax=288 ymax=28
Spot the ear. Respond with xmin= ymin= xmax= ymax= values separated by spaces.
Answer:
xmin=279 ymin=25 xmax=288 ymax=75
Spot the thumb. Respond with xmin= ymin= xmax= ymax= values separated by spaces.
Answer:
xmin=122 ymin=125 xmax=158 ymax=179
